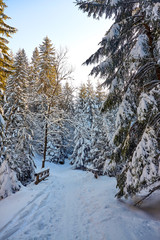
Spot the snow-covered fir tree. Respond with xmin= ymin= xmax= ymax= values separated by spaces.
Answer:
xmin=95 ymin=80 xmax=106 ymax=105
xmin=28 ymin=47 xmax=44 ymax=155
xmin=71 ymin=81 xmax=109 ymax=173
xmin=46 ymin=106 xmax=73 ymax=164
xmin=35 ymin=36 xmax=58 ymax=167
xmin=46 ymin=83 xmax=75 ymax=163
xmin=0 ymin=0 xmax=16 ymax=166
xmin=76 ymin=0 xmax=160 ymax=197
xmin=71 ymin=82 xmax=93 ymax=168
xmin=0 ymin=1 xmax=19 ymax=199
xmin=56 ymin=82 xmax=75 ymax=159
xmin=28 ymin=47 xmax=41 ymax=111
xmin=88 ymin=107 xmax=109 ymax=172
xmin=0 ymin=0 xmax=16 ymax=95
xmin=38 ymin=36 xmax=57 ymax=96
xmin=31 ymin=39 xmax=74 ymax=166
xmin=3 ymin=49 xmax=35 ymax=187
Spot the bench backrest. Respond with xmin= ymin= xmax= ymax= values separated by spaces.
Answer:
xmin=35 ymin=168 xmax=50 ymax=185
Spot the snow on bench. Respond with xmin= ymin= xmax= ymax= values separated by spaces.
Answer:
xmin=35 ymin=168 xmax=50 ymax=185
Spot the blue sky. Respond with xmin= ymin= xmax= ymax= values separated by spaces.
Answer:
xmin=5 ymin=0 xmax=112 ymax=87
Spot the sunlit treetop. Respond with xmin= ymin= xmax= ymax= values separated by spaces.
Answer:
xmin=0 ymin=0 xmax=17 ymax=92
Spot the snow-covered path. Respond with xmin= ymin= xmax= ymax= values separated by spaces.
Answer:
xmin=0 ymin=160 xmax=160 ymax=240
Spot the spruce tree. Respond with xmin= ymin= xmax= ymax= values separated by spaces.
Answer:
xmin=46 ymin=83 xmax=75 ymax=164
xmin=0 ymin=0 xmax=16 ymax=93
xmin=4 ymin=49 xmax=35 ymax=185
xmin=88 ymin=82 xmax=110 ymax=173
xmin=71 ymin=81 xmax=96 ymax=168
xmin=89 ymin=110 xmax=109 ymax=172
xmin=71 ymin=81 xmax=109 ymax=173
xmin=76 ymin=0 xmax=160 ymax=197
xmin=38 ymin=36 xmax=57 ymax=96
xmin=29 ymin=47 xmax=40 ymax=97
xmin=60 ymin=82 xmax=75 ymax=112
xmin=0 ymin=0 xmax=16 ymax=166
xmin=95 ymin=80 xmax=106 ymax=105
xmin=34 ymin=39 xmax=73 ymax=166
xmin=38 ymin=37 xmax=57 ymax=167
xmin=45 ymin=49 xmax=74 ymax=164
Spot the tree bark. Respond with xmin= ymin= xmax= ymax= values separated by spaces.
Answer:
xmin=42 ymin=99 xmax=52 ymax=169
xmin=42 ymin=122 xmax=48 ymax=168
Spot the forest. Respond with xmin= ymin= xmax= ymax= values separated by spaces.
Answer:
xmin=0 ymin=0 xmax=160 ymax=204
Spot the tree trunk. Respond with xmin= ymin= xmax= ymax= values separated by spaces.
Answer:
xmin=42 ymin=122 xmax=48 ymax=168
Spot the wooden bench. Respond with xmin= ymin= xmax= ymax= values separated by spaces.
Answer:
xmin=35 ymin=168 xmax=50 ymax=185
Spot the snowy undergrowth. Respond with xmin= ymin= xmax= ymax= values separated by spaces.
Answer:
xmin=0 ymin=156 xmax=160 ymax=240
xmin=0 ymin=161 xmax=21 ymax=199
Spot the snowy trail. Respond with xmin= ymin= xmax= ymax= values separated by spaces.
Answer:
xmin=0 ymin=161 xmax=160 ymax=240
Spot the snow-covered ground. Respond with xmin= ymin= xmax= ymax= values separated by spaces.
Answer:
xmin=0 ymin=156 xmax=160 ymax=240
